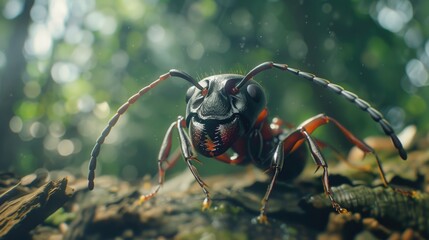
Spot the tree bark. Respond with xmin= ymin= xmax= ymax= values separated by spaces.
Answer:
xmin=0 ymin=178 xmax=74 ymax=239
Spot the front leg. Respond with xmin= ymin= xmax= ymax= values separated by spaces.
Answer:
xmin=176 ymin=116 xmax=212 ymax=210
xmin=139 ymin=116 xmax=211 ymax=211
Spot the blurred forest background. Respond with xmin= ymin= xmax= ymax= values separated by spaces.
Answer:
xmin=0 ymin=0 xmax=428 ymax=183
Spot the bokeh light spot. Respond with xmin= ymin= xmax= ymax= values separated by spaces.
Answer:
xmin=51 ymin=61 xmax=79 ymax=84
xmin=404 ymin=27 xmax=423 ymax=48
xmin=25 ymin=24 xmax=53 ymax=58
xmin=9 ymin=116 xmax=23 ymax=133
xmin=3 ymin=0 xmax=24 ymax=20
xmin=78 ymin=95 xmax=95 ymax=113
xmin=231 ymin=9 xmax=253 ymax=33
xmin=93 ymin=102 xmax=110 ymax=119
xmin=29 ymin=121 xmax=47 ymax=138
xmin=373 ymin=0 xmax=413 ymax=33
xmin=44 ymin=135 xmax=60 ymax=151
xmin=288 ymin=37 xmax=308 ymax=60
xmin=406 ymin=59 xmax=428 ymax=87
xmin=23 ymin=81 xmax=41 ymax=99
xmin=187 ymin=42 xmax=205 ymax=60
xmin=49 ymin=122 xmax=66 ymax=138
xmin=147 ymin=25 xmax=166 ymax=43
xmin=57 ymin=139 xmax=75 ymax=156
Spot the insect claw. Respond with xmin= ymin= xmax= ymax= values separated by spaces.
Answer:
xmin=202 ymin=197 xmax=212 ymax=211
xmin=332 ymin=201 xmax=348 ymax=214
xmin=137 ymin=185 xmax=161 ymax=205
xmin=137 ymin=195 xmax=149 ymax=205
xmin=256 ymin=214 xmax=269 ymax=224
xmin=338 ymin=207 xmax=349 ymax=214
xmin=314 ymin=166 xmax=321 ymax=174
xmin=192 ymin=157 xmax=203 ymax=165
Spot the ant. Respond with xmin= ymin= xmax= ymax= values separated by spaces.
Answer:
xmin=87 ymin=62 xmax=407 ymax=223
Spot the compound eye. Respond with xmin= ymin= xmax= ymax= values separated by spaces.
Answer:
xmin=246 ymin=84 xmax=263 ymax=102
xmin=185 ymin=86 xmax=195 ymax=103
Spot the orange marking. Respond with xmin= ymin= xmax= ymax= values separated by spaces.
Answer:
xmin=255 ymin=108 xmax=268 ymax=125
xmin=204 ymin=135 xmax=217 ymax=156
xmin=290 ymin=139 xmax=305 ymax=153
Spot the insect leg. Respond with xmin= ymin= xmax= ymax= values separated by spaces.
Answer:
xmin=257 ymin=143 xmax=284 ymax=224
xmin=315 ymin=139 xmax=372 ymax=172
xmin=277 ymin=127 xmax=347 ymax=214
xmin=138 ymin=122 xmax=181 ymax=204
xmin=263 ymin=112 xmax=388 ymax=215
xmin=298 ymin=113 xmax=389 ymax=187
xmin=301 ymin=129 xmax=347 ymax=213
xmin=177 ymin=116 xmax=212 ymax=210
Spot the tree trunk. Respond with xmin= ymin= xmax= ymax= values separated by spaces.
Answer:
xmin=0 ymin=0 xmax=34 ymax=170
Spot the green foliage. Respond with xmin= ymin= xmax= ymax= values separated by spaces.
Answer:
xmin=0 ymin=0 xmax=428 ymax=179
xmin=45 ymin=207 xmax=75 ymax=226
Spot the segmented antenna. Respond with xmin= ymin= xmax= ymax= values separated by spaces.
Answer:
xmin=237 ymin=62 xmax=407 ymax=160
xmin=88 ymin=70 xmax=202 ymax=190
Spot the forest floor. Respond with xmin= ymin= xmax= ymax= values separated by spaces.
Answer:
xmin=1 ymin=125 xmax=429 ymax=240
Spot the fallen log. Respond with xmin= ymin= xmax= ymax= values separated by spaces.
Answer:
xmin=0 ymin=178 xmax=73 ymax=239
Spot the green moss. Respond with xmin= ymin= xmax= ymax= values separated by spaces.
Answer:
xmin=44 ymin=208 xmax=75 ymax=226
xmin=208 ymin=202 xmax=243 ymax=216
